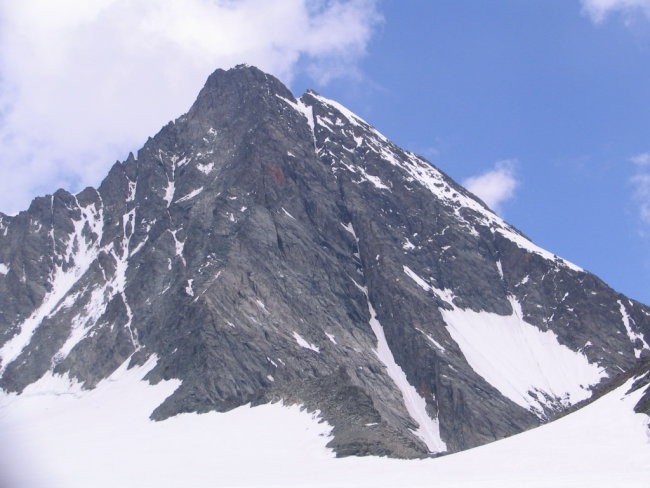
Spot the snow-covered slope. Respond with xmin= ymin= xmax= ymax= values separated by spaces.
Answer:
xmin=0 ymin=357 xmax=648 ymax=488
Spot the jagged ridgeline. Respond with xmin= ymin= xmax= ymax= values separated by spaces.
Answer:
xmin=0 ymin=65 xmax=648 ymax=457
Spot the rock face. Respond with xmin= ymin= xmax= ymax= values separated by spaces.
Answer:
xmin=0 ymin=65 xmax=648 ymax=457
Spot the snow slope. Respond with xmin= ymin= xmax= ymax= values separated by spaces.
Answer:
xmin=441 ymin=296 xmax=607 ymax=416
xmin=0 ymin=358 xmax=648 ymax=488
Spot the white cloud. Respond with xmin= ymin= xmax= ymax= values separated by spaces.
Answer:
xmin=631 ymin=153 xmax=650 ymax=228
xmin=581 ymin=0 xmax=650 ymax=23
xmin=463 ymin=160 xmax=519 ymax=214
xmin=631 ymin=152 xmax=650 ymax=166
xmin=631 ymin=173 xmax=650 ymax=225
xmin=0 ymin=0 xmax=381 ymax=214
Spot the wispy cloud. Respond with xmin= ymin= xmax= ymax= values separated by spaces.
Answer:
xmin=631 ymin=152 xmax=650 ymax=229
xmin=0 ymin=0 xmax=382 ymax=214
xmin=581 ymin=0 xmax=650 ymax=23
xmin=463 ymin=160 xmax=519 ymax=214
xmin=631 ymin=152 xmax=650 ymax=166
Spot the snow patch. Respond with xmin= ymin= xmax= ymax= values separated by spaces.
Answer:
xmin=175 ymin=187 xmax=203 ymax=203
xmin=358 ymin=167 xmax=390 ymax=189
xmin=316 ymin=115 xmax=334 ymax=132
xmin=282 ymin=208 xmax=296 ymax=220
xmin=110 ymin=209 xmax=138 ymax=347
xmin=403 ymin=266 xmax=431 ymax=291
xmin=169 ymin=229 xmax=185 ymax=266
xmin=163 ymin=179 xmax=175 ymax=206
xmin=618 ymin=300 xmax=650 ymax=358
xmin=196 ymin=162 xmax=214 ymax=175
xmin=341 ymin=222 xmax=357 ymax=239
xmin=496 ymin=260 xmax=504 ymax=280
xmin=416 ymin=328 xmax=446 ymax=353
xmin=403 ymin=239 xmax=415 ymax=251
xmin=129 ymin=236 xmax=149 ymax=257
xmin=403 ymin=266 xmax=455 ymax=305
xmin=441 ymin=296 xmax=607 ymax=417
xmin=342 ymin=162 xmax=390 ymax=190
xmin=0 ymin=263 xmax=8 ymax=275
xmin=310 ymin=93 xmax=369 ymax=128
xmin=54 ymin=285 xmax=109 ymax=361
xmin=292 ymin=332 xmax=320 ymax=353
xmin=276 ymin=95 xmax=316 ymax=149
xmin=126 ymin=179 xmax=137 ymax=202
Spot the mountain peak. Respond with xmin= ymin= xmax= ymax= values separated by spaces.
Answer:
xmin=189 ymin=65 xmax=296 ymax=120
xmin=0 ymin=65 xmax=648 ymax=462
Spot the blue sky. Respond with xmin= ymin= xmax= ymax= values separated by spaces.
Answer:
xmin=0 ymin=0 xmax=649 ymax=303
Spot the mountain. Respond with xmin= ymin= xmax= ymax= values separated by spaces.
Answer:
xmin=0 ymin=65 xmax=648 ymax=461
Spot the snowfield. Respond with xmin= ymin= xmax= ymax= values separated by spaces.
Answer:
xmin=441 ymin=296 xmax=607 ymax=416
xmin=0 ymin=356 xmax=648 ymax=488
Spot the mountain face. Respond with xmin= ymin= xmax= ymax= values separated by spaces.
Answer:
xmin=0 ymin=65 xmax=648 ymax=458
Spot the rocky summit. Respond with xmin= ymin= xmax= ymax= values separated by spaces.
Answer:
xmin=0 ymin=65 xmax=648 ymax=458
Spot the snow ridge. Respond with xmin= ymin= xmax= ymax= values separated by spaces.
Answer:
xmin=276 ymin=95 xmax=316 ymax=150
xmin=310 ymin=94 xmax=583 ymax=273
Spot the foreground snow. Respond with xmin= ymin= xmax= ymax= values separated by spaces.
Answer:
xmin=0 ymin=358 xmax=648 ymax=488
